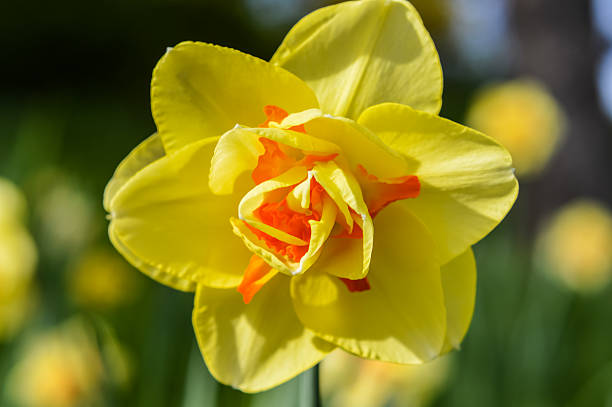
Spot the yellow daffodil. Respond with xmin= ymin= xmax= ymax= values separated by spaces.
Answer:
xmin=68 ymin=248 xmax=139 ymax=308
xmin=104 ymin=0 xmax=517 ymax=392
xmin=0 ymin=177 xmax=27 ymax=226
xmin=321 ymin=350 xmax=450 ymax=407
xmin=32 ymin=169 xmax=96 ymax=257
xmin=466 ymin=79 xmax=565 ymax=178
xmin=6 ymin=318 xmax=104 ymax=407
xmin=536 ymin=200 xmax=612 ymax=293
xmin=0 ymin=178 xmax=37 ymax=341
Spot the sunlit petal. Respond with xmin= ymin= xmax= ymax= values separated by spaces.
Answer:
xmin=108 ymin=138 xmax=251 ymax=291
xmin=359 ymin=103 xmax=518 ymax=263
xmin=271 ymin=0 xmax=443 ymax=118
xmin=103 ymin=134 xmax=165 ymax=212
xmin=152 ymin=42 xmax=319 ymax=153
xmin=209 ymin=126 xmax=339 ymax=195
xmin=311 ymin=161 xmax=373 ymax=279
xmin=440 ymin=249 xmax=476 ymax=352
xmin=193 ymin=278 xmax=335 ymax=393
xmin=291 ymin=204 xmax=446 ymax=363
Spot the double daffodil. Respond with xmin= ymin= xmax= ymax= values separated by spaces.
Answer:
xmin=104 ymin=0 xmax=518 ymax=392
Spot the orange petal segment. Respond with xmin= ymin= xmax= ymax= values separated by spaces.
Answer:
xmin=251 ymin=106 xmax=338 ymax=186
xmin=259 ymin=105 xmax=306 ymax=133
xmin=252 ymin=105 xmax=302 ymax=186
xmin=237 ymin=255 xmax=278 ymax=304
xmin=249 ymin=198 xmax=317 ymax=262
xmin=237 ymin=107 xmax=423 ymax=296
xmin=357 ymin=164 xmax=420 ymax=217
xmin=339 ymin=277 xmax=371 ymax=292
xmin=246 ymin=179 xmax=333 ymax=263
xmin=251 ymin=137 xmax=338 ymax=185
xmin=308 ymin=179 xmax=326 ymax=217
xmin=259 ymin=105 xmax=289 ymax=127
xmin=296 ymin=153 xmax=338 ymax=169
xmin=251 ymin=138 xmax=295 ymax=185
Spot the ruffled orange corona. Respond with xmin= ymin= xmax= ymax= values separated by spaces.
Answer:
xmin=237 ymin=106 xmax=424 ymax=303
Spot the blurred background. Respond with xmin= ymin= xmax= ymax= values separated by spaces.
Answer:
xmin=1 ymin=0 xmax=612 ymax=406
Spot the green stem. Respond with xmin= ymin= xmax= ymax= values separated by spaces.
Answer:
xmin=313 ymin=364 xmax=321 ymax=407
xmin=298 ymin=364 xmax=321 ymax=407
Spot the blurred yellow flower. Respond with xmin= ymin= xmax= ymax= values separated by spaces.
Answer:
xmin=0 ymin=178 xmax=27 ymax=226
xmin=536 ymin=199 xmax=612 ymax=293
xmin=321 ymin=350 xmax=450 ymax=407
xmin=68 ymin=247 xmax=139 ymax=308
xmin=105 ymin=0 xmax=517 ymax=392
xmin=0 ymin=178 xmax=37 ymax=341
xmin=7 ymin=318 xmax=104 ymax=407
xmin=466 ymin=79 xmax=565 ymax=178
xmin=31 ymin=169 xmax=96 ymax=257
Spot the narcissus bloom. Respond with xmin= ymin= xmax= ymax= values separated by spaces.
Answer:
xmin=0 ymin=178 xmax=37 ymax=341
xmin=104 ymin=0 xmax=517 ymax=392
xmin=321 ymin=350 xmax=450 ymax=407
xmin=536 ymin=200 xmax=612 ymax=293
xmin=467 ymin=79 xmax=565 ymax=178
xmin=7 ymin=319 xmax=104 ymax=407
xmin=69 ymin=248 xmax=140 ymax=309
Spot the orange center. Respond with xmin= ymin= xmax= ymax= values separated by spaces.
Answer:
xmin=246 ymin=178 xmax=329 ymax=263
xmin=237 ymin=105 xmax=421 ymax=303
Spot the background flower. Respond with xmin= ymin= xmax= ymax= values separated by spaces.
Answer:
xmin=68 ymin=247 xmax=140 ymax=309
xmin=321 ymin=350 xmax=451 ymax=407
xmin=536 ymin=199 xmax=612 ymax=293
xmin=0 ymin=178 xmax=37 ymax=342
xmin=466 ymin=79 xmax=565 ymax=178
xmin=6 ymin=318 xmax=104 ymax=407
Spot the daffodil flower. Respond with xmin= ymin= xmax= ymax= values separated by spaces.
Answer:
xmin=104 ymin=0 xmax=518 ymax=392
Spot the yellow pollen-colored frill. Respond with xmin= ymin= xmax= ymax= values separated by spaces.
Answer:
xmin=104 ymin=0 xmax=518 ymax=392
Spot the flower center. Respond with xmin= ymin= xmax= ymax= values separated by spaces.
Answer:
xmin=230 ymin=105 xmax=422 ymax=304
xmin=246 ymin=181 xmax=324 ymax=263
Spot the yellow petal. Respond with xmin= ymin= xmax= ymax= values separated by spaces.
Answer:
xmin=229 ymin=217 xmax=297 ymax=276
xmin=238 ymin=166 xmax=309 ymax=246
xmin=251 ymin=126 xmax=341 ymax=155
xmin=209 ymin=126 xmax=340 ymax=195
xmin=286 ymin=175 xmax=312 ymax=214
xmin=304 ymin=114 xmax=409 ymax=179
xmin=103 ymin=133 xmax=165 ymax=212
xmin=297 ymin=196 xmax=338 ymax=274
xmin=232 ymin=172 xmax=338 ymax=276
xmin=440 ymin=249 xmax=476 ymax=352
xmin=192 ymin=278 xmax=335 ymax=393
xmin=358 ymin=103 xmax=518 ymax=264
xmin=291 ymin=204 xmax=446 ymax=363
xmin=208 ymin=127 xmax=263 ymax=196
xmin=309 ymin=235 xmax=363 ymax=280
xmin=311 ymin=161 xmax=373 ymax=279
xmin=209 ymin=111 xmax=403 ymax=187
xmin=152 ymin=42 xmax=319 ymax=153
xmin=271 ymin=0 xmax=443 ymax=119
xmin=108 ymin=137 xmax=251 ymax=291
xmin=273 ymin=109 xmax=409 ymax=179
